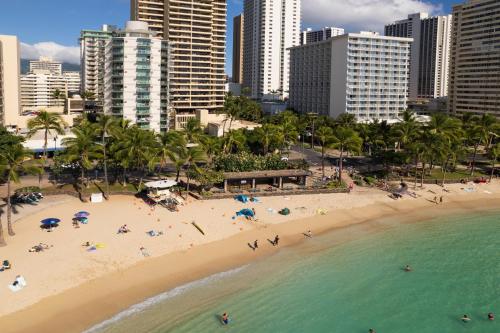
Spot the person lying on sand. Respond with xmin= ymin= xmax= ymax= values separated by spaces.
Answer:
xmin=118 ymin=224 xmax=131 ymax=234
xmin=28 ymin=243 xmax=51 ymax=253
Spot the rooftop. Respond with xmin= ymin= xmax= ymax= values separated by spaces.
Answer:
xmin=223 ymin=169 xmax=311 ymax=180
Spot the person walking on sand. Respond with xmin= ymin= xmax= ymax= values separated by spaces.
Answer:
xmin=273 ymin=235 xmax=280 ymax=246
xmin=254 ymin=240 xmax=258 ymax=250
xmin=439 ymin=196 xmax=443 ymax=204
xmin=306 ymin=230 xmax=313 ymax=238
xmin=433 ymin=196 xmax=438 ymax=204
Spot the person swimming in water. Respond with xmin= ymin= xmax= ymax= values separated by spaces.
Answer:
xmin=221 ymin=312 xmax=229 ymax=325
xmin=488 ymin=313 xmax=494 ymax=321
xmin=368 ymin=329 xmax=376 ymax=333
xmin=461 ymin=314 xmax=471 ymax=322
xmin=404 ymin=265 xmax=412 ymax=272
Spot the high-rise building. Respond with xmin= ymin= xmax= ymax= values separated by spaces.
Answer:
xmin=20 ymin=71 xmax=68 ymax=112
xmin=232 ymin=14 xmax=244 ymax=84
xmin=243 ymin=0 xmax=301 ymax=100
xmin=63 ymin=71 xmax=81 ymax=95
xmin=289 ymin=32 xmax=412 ymax=121
xmin=448 ymin=0 xmax=500 ymax=117
xmin=0 ymin=35 xmax=21 ymax=128
xmin=131 ymin=0 xmax=227 ymax=116
xmin=300 ymin=27 xmax=344 ymax=45
xmin=103 ymin=21 xmax=170 ymax=132
xmin=29 ymin=56 xmax=62 ymax=75
xmin=385 ymin=13 xmax=452 ymax=100
xmin=80 ymin=25 xmax=116 ymax=103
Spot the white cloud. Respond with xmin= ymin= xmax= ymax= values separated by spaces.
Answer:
xmin=302 ymin=0 xmax=443 ymax=32
xmin=20 ymin=42 xmax=80 ymax=64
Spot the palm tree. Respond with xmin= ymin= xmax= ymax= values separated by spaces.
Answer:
xmin=183 ymin=118 xmax=204 ymax=144
xmin=27 ymin=111 xmax=67 ymax=165
xmin=115 ymin=127 xmax=157 ymax=188
xmin=315 ymin=126 xmax=334 ymax=178
xmin=489 ymin=143 xmax=500 ymax=182
xmin=94 ymin=115 xmax=116 ymax=197
xmin=469 ymin=114 xmax=498 ymax=176
xmin=0 ymin=144 xmax=42 ymax=237
xmin=62 ymin=122 xmax=102 ymax=188
xmin=155 ymin=131 xmax=184 ymax=177
xmin=223 ymin=130 xmax=247 ymax=154
xmin=201 ymin=135 xmax=223 ymax=165
xmin=51 ymin=89 xmax=66 ymax=107
xmin=184 ymin=146 xmax=205 ymax=192
xmin=253 ymin=124 xmax=280 ymax=154
xmin=331 ymin=127 xmax=362 ymax=183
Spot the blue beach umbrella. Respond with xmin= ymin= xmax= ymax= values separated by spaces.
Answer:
xmin=75 ymin=211 xmax=90 ymax=217
xmin=41 ymin=218 xmax=61 ymax=226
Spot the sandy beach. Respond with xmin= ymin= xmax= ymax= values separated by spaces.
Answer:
xmin=0 ymin=181 xmax=499 ymax=333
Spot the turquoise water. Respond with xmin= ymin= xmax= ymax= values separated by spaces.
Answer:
xmin=90 ymin=209 xmax=500 ymax=333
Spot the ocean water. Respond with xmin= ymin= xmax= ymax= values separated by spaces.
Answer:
xmin=89 ymin=209 xmax=500 ymax=333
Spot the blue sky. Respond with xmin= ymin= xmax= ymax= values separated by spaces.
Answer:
xmin=0 ymin=0 xmax=455 ymax=76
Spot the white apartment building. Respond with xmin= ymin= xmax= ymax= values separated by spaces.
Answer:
xmin=63 ymin=71 xmax=81 ymax=95
xmin=289 ymin=32 xmax=412 ymax=121
xmin=20 ymin=70 xmax=68 ymax=112
xmin=131 ymin=0 xmax=227 ymax=116
xmin=449 ymin=0 xmax=500 ymax=117
xmin=0 ymin=35 xmax=21 ymax=128
xmin=29 ymin=56 xmax=62 ymax=75
xmin=103 ymin=21 xmax=170 ymax=132
xmin=80 ymin=25 xmax=115 ymax=103
xmin=301 ymin=27 xmax=345 ymax=45
xmin=385 ymin=13 xmax=452 ymax=100
xmin=243 ymin=0 xmax=301 ymax=100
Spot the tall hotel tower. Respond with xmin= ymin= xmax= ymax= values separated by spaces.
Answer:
xmin=130 ymin=0 xmax=227 ymax=115
xmin=242 ymin=0 xmax=301 ymax=100
xmin=448 ymin=0 xmax=500 ymax=117
xmin=385 ymin=13 xmax=452 ymax=100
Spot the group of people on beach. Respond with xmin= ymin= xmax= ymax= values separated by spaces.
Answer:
xmin=433 ymin=196 xmax=444 ymax=204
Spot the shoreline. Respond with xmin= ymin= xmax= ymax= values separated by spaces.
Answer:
xmin=0 ymin=188 xmax=499 ymax=333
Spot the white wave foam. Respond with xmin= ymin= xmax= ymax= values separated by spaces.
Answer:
xmin=83 ymin=265 xmax=248 ymax=333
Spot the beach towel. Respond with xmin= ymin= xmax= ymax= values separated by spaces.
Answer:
xmin=8 ymin=276 xmax=26 ymax=292
xmin=316 ymin=208 xmax=328 ymax=215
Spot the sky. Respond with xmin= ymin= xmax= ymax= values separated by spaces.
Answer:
xmin=0 ymin=0 xmax=456 ymax=76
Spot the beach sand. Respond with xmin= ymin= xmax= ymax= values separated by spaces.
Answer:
xmin=0 ymin=181 xmax=498 ymax=333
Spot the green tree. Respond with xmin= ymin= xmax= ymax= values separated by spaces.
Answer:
xmin=62 ymin=122 xmax=102 ymax=188
xmin=27 ymin=111 xmax=67 ymax=165
xmin=223 ymin=129 xmax=247 ymax=154
xmin=489 ymin=143 xmax=500 ymax=182
xmin=0 ymin=143 xmax=42 ymax=238
xmin=331 ymin=127 xmax=362 ymax=183
xmin=315 ymin=126 xmax=334 ymax=178
xmin=183 ymin=146 xmax=205 ymax=192
xmin=94 ymin=115 xmax=116 ymax=197
xmin=115 ymin=127 xmax=157 ymax=188
xmin=183 ymin=118 xmax=204 ymax=144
